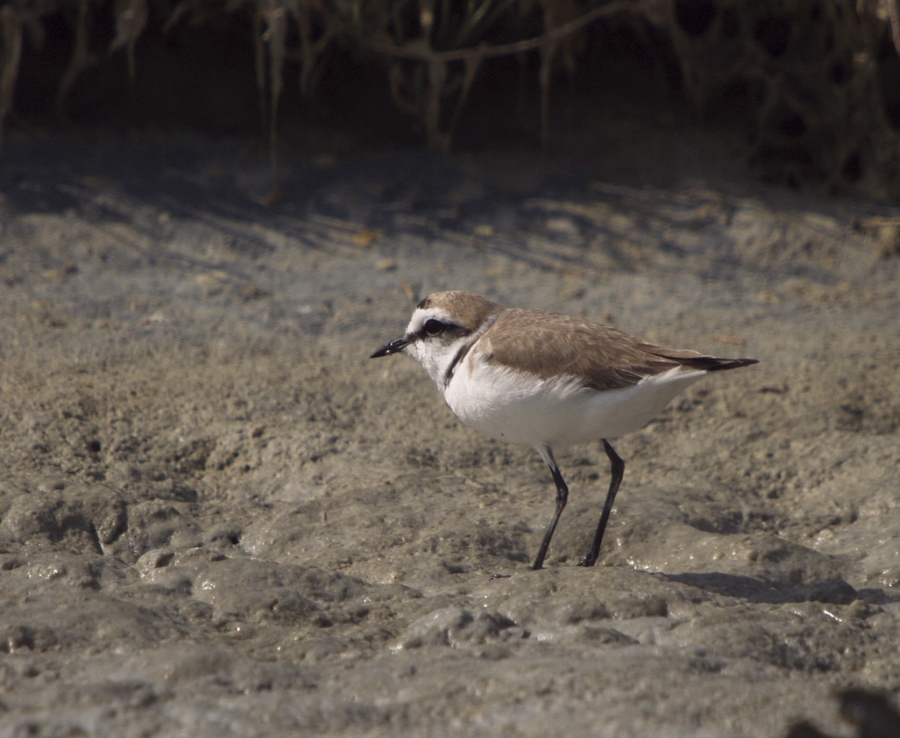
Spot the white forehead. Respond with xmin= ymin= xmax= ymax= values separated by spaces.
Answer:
xmin=406 ymin=306 xmax=457 ymax=334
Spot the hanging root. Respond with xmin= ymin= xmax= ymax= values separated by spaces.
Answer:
xmin=0 ymin=5 xmax=23 ymax=151
xmin=4 ymin=0 xmax=900 ymax=196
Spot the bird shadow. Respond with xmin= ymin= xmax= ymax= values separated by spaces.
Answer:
xmin=662 ymin=571 xmax=892 ymax=606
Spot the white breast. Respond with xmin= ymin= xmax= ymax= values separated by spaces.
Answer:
xmin=443 ymin=352 xmax=706 ymax=450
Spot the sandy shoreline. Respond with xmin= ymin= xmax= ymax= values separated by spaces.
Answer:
xmin=0 ymin=130 xmax=898 ymax=737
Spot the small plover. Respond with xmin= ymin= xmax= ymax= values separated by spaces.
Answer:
xmin=371 ymin=291 xmax=758 ymax=570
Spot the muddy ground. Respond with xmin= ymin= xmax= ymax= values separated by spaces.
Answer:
xmin=0 ymin=111 xmax=899 ymax=737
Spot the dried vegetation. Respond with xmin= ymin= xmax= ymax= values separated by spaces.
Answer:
xmin=4 ymin=0 xmax=900 ymax=196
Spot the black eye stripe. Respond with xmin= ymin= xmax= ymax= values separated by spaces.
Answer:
xmin=423 ymin=319 xmax=446 ymax=337
xmin=418 ymin=318 xmax=470 ymax=341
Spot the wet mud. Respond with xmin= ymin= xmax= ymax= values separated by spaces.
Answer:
xmin=0 ymin=129 xmax=898 ymax=737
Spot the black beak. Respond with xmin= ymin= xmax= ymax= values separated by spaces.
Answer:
xmin=370 ymin=335 xmax=409 ymax=358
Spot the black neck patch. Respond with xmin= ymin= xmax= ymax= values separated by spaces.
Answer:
xmin=442 ymin=312 xmax=501 ymax=387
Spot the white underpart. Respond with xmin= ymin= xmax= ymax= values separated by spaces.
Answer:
xmin=443 ymin=352 xmax=706 ymax=450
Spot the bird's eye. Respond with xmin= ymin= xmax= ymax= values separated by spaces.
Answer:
xmin=424 ymin=319 xmax=446 ymax=337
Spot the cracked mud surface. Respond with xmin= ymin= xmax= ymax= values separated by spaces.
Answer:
xmin=0 ymin=128 xmax=899 ymax=737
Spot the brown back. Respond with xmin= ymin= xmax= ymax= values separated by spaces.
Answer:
xmin=479 ymin=309 xmax=756 ymax=391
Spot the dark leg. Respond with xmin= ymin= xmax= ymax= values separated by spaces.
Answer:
xmin=531 ymin=446 xmax=568 ymax=571
xmin=579 ymin=440 xmax=625 ymax=567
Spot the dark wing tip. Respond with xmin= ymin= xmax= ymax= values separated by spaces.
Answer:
xmin=697 ymin=357 xmax=759 ymax=372
xmin=646 ymin=345 xmax=759 ymax=372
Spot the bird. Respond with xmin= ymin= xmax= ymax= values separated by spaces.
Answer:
xmin=371 ymin=290 xmax=758 ymax=570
